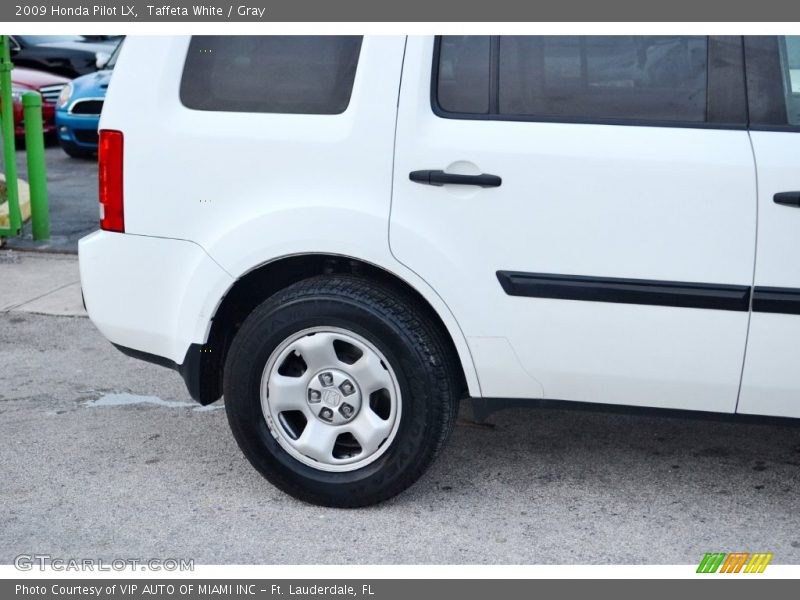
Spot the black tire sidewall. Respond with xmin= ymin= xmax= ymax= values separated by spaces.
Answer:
xmin=225 ymin=292 xmax=441 ymax=504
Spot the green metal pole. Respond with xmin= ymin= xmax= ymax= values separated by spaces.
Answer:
xmin=0 ymin=34 xmax=21 ymax=236
xmin=22 ymin=91 xmax=49 ymax=240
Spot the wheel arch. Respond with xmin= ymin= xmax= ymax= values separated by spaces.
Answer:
xmin=191 ymin=253 xmax=480 ymax=405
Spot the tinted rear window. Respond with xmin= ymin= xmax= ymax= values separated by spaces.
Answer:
xmin=180 ymin=36 xmax=362 ymax=115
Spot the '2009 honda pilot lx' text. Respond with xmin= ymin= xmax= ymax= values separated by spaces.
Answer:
xmin=80 ymin=35 xmax=800 ymax=506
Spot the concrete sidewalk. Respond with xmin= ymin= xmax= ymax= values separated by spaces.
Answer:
xmin=0 ymin=249 xmax=86 ymax=317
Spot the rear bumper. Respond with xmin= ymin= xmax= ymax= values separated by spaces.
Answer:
xmin=79 ymin=231 xmax=234 ymax=401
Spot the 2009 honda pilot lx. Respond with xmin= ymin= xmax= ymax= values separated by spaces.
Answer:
xmin=80 ymin=35 xmax=800 ymax=506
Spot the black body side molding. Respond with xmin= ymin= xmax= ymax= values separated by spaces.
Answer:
xmin=496 ymin=271 xmax=751 ymax=311
xmin=752 ymin=287 xmax=800 ymax=315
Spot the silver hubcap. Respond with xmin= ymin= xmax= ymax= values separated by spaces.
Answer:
xmin=307 ymin=368 xmax=362 ymax=425
xmin=261 ymin=327 xmax=401 ymax=472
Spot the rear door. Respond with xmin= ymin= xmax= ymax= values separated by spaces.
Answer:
xmin=391 ymin=36 xmax=757 ymax=412
xmin=738 ymin=36 xmax=800 ymax=417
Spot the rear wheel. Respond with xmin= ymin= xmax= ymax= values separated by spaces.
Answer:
xmin=223 ymin=274 xmax=460 ymax=507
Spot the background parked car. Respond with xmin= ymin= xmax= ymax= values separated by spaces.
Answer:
xmin=9 ymin=35 xmax=119 ymax=78
xmin=1 ymin=67 xmax=69 ymax=138
xmin=55 ymin=40 xmax=122 ymax=158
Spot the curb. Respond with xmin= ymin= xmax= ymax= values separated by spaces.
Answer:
xmin=0 ymin=174 xmax=31 ymax=229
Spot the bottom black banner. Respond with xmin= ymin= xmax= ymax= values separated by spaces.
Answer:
xmin=3 ymin=579 xmax=797 ymax=600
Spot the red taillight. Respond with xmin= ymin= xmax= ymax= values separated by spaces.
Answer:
xmin=98 ymin=129 xmax=124 ymax=232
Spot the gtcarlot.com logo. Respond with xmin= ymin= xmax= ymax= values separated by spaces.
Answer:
xmin=697 ymin=552 xmax=773 ymax=574
xmin=14 ymin=554 xmax=194 ymax=572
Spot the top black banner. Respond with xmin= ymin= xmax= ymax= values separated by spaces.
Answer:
xmin=4 ymin=0 xmax=800 ymax=21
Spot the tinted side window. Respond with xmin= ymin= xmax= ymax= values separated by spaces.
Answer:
xmin=498 ymin=36 xmax=708 ymax=122
xmin=181 ymin=36 xmax=362 ymax=115
xmin=433 ymin=36 xmax=739 ymax=126
xmin=780 ymin=36 xmax=800 ymax=125
xmin=744 ymin=36 xmax=800 ymax=129
xmin=437 ymin=36 xmax=491 ymax=114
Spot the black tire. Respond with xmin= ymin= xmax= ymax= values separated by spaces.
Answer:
xmin=60 ymin=140 xmax=95 ymax=159
xmin=223 ymin=274 xmax=461 ymax=507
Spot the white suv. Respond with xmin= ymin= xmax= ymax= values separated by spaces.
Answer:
xmin=80 ymin=35 xmax=800 ymax=506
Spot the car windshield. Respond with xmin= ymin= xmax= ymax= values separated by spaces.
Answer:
xmin=105 ymin=39 xmax=124 ymax=70
xmin=17 ymin=35 xmax=85 ymax=45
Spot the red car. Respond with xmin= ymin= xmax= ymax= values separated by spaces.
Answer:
xmin=3 ymin=67 xmax=69 ymax=137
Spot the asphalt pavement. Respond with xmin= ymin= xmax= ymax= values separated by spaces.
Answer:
xmin=1 ymin=144 xmax=98 ymax=253
xmin=2 ymin=279 xmax=800 ymax=564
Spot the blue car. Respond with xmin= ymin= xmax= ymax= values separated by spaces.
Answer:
xmin=55 ymin=40 xmax=121 ymax=158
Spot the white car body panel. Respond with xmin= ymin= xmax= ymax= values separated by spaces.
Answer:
xmin=79 ymin=231 xmax=233 ymax=364
xmin=79 ymin=34 xmax=800 ymax=420
xmin=86 ymin=35 xmax=483 ymax=395
xmin=739 ymin=131 xmax=800 ymax=418
xmin=390 ymin=37 xmax=757 ymax=412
